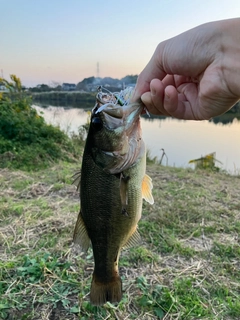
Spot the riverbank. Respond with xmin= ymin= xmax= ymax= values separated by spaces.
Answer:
xmin=31 ymin=91 xmax=96 ymax=108
xmin=1 ymin=163 xmax=239 ymax=319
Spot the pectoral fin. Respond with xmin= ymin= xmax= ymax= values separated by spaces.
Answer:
xmin=120 ymin=173 xmax=130 ymax=215
xmin=73 ymin=211 xmax=90 ymax=252
xmin=142 ymin=174 xmax=154 ymax=204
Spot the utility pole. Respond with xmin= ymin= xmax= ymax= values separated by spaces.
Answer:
xmin=96 ymin=62 xmax=99 ymax=78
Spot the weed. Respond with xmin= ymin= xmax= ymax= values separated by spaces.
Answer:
xmin=135 ymin=276 xmax=173 ymax=318
xmin=1 ymin=157 xmax=240 ymax=319
xmin=0 ymin=253 xmax=80 ymax=319
xmin=0 ymin=75 xmax=83 ymax=171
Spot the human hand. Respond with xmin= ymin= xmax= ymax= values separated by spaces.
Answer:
xmin=132 ymin=18 xmax=240 ymax=120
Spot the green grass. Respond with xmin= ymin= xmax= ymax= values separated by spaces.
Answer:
xmin=1 ymin=163 xmax=240 ymax=319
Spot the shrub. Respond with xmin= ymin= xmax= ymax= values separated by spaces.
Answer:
xmin=0 ymin=75 xmax=79 ymax=170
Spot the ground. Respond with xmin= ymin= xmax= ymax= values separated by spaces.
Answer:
xmin=0 ymin=163 xmax=240 ymax=320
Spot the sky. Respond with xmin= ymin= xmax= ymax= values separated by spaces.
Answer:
xmin=1 ymin=0 xmax=240 ymax=87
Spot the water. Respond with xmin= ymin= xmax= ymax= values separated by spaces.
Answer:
xmin=33 ymin=104 xmax=240 ymax=174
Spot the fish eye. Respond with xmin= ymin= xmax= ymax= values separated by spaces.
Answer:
xmin=91 ymin=116 xmax=103 ymax=131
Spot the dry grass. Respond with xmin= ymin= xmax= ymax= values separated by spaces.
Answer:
xmin=0 ymin=163 xmax=240 ymax=319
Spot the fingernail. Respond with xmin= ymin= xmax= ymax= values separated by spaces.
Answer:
xmin=151 ymin=88 xmax=156 ymax=96
xmin=165 ymin=91 xmax=170 ymax=100
xmin=141 ymin=92 xmax=151 ymax=105
xmin=131 ymin=91 xmax=137 ymax=102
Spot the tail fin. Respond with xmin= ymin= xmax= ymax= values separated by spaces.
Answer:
xmin=90 ymin=272 xmax=122 ymax=306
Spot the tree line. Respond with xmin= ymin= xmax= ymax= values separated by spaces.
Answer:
xmin=28 ymin=75 xmax=138 ymax=93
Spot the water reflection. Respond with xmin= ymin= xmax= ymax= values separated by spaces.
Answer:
xmin=34 ymin=105 xmax=89 ymax=133
xmin=141 ymin=117 xmax=240 ymax=173
xmin=33 ymin=104 xmax=240 ymax=174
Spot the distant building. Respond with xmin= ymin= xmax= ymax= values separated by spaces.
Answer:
xmin=85 ymin=82 xmax=123 ymax=92
xmin=0 ymin=84 xmax=8 ymax=92
xmin=62 ymin=83 xmax=76 ymax=91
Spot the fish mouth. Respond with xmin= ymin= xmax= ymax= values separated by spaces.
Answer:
xmin=93 ymin=99 xmax=143 ymax=130
xmin=104 ymin=104 xmax=142 ymax=131
xmin=104 ymin=102 xmax=142 ymax=118
xmin=93 ymin=89 xmax=143 ymax=125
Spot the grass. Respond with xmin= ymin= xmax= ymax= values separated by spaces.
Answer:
xmin=0 ymin=163 xmax=240 ymax=319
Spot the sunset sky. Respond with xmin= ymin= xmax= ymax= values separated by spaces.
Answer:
xmin=1 ymin=0 xmax=240 ymax=87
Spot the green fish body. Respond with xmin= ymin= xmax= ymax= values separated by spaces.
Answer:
xmin=73 ymin=90 xmax=153 ymax=305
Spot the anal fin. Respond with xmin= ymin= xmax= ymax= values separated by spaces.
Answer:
xmin=123 ymin=228 xmax=141 ymax=249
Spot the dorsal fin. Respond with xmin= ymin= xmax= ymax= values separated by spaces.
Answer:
xmin=73 ymin=211 xmax=90 ymax=252
xmin=72 ymin=170 xmax=81 ymax=191
xmin=142 ymin=174 xmax=154 ymax=204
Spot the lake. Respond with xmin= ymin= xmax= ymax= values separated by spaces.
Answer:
xmin=33 ymin=104 xmax=240 ymax=174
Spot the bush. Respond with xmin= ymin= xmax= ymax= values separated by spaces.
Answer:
xmin=0 ymin=75 xmax=79 ymax=170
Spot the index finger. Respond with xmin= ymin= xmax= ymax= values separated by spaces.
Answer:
xmin=131 ymin=46 xmax=167 ymax=102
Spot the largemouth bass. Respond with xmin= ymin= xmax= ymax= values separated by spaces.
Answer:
xmin=73 ymin=87 xmax=154 ymax=306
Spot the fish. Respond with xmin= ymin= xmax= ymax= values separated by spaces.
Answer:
xmin=73 ymin=87 xmax=154 ymax=306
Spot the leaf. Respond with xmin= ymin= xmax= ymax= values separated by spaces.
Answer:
xmin=61 ymin=298 xmax=70 ymax=307
xmin=154 ymin=307 xmax=164 ymax=318
xmin=0 ymin=304 xmax=9 ymax=310
xmin=70 ymin=306 xmax=79 ymax=313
